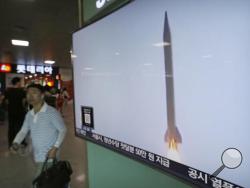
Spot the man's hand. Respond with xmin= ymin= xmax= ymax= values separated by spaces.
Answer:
xmin=47 ymin=146 xmax=58 ymax=159
xmin=10 ymin=143 xmax=20 ymax=154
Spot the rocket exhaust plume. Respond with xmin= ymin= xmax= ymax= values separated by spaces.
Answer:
xmin=167 ymin=139 xmax=181 ymax=163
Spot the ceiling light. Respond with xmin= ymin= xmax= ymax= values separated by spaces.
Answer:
xmin=11 ymin=39 xmax=29 ymax=47
xmin=44 ymin=60 xmax=55 ymax=64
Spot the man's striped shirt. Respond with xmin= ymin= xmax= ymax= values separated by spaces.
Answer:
xmin=14 ymin=102 xmax=67 ymax=162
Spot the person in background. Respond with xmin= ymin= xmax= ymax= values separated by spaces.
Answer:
xmin=4 ymin=77 xmax=27 ymax=148
xmin=0 ymin=91 xmax=5 ymax=124
xmin=62 ymin=88 xmax=69 ymax=116
xmin=56 ymin=89 xmax=64 ymax=115
xmin=10 ymin=84 xmax=67 ymax=184
xmin=44 ymin=85 xmax=56 ymax=108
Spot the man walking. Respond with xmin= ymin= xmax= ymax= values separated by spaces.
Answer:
xmin=11 ymin=84 xmax=67 ymax=181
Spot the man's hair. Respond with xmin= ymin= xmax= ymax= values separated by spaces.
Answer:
xmin=27 ymin=84 xmax=45 ymax=93
xmin=11 ymin=77 xmax=21 ymax=85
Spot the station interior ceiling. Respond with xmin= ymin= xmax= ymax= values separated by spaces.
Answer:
xmin=0 ymin=0 xmax=78 ymax=68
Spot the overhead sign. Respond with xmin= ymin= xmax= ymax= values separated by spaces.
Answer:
xmin=83 ymin=0 xmax=130 ymax=24
xmin=0 ymin=64 xmax=12 ymax=73
xmin=96 ymin=0 xmax=113 ymax=9
xmin=16 ymin=65 xmax=53 ymax=74
xmin=3 ymin=64 xmax=60 ymax=76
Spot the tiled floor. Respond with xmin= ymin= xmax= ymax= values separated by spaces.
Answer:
xmin=0 ymin=103 xmax=88 ymax=188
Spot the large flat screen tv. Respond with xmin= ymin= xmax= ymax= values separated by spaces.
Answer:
xmin=73 ymin=1 xmax=249 ymax=187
